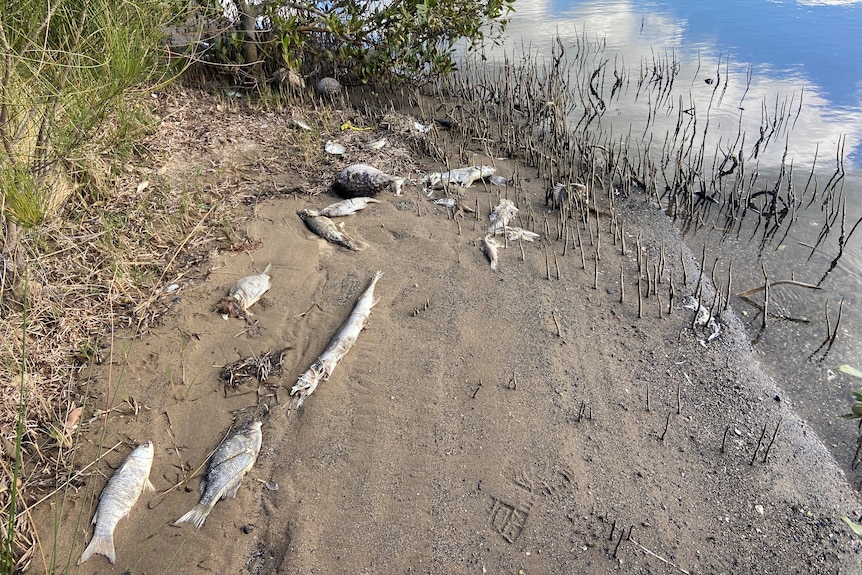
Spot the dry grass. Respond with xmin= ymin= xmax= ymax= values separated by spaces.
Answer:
xmin=0 ymin=83 xmax=432 ymax=571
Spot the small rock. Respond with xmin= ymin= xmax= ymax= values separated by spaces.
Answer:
xmin=316 ymin=77 xmax=341 ymax=97
xmin=242 ymin=524 xmax=254 ymax=534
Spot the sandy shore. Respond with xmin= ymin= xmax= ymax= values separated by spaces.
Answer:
xmin=30 ymin=88 xmax=862 ymax=574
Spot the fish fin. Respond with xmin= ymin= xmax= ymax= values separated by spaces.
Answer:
xmin=174 ymin=503 xmax=212 ymax=531
xmin=144 ymin=478 xmax=156 ymax=492
xmin=78 ymin=531 xmax=115 ymax=565
xmin=391 ymin=178 xmax=406 ymax=196
xmin=262 ymin=262 xmax=272 ymax=275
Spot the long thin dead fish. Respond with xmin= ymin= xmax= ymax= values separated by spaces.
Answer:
xmin=290 ymin=271 xmax=382 ymax=407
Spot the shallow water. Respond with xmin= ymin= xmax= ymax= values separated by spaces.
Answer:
xmin=492 ymin=0 xmax=862 ymax=469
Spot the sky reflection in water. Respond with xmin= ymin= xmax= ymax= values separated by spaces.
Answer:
xmin=501 ymin=0 xmax=862 ymax=169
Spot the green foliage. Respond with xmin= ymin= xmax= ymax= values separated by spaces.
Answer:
xmin=204 ymin=0 xmax=514 ymax=83
xmin=838 ymin=391 xmax=862 ymax=421
xmin=0 ymin=0 xmax=186 ymax=232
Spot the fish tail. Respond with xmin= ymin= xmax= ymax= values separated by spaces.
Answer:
xmin=174 ymin=503 xmax=213 ymax=531
xmin=78 ymin=531 xmax=116 ymax=565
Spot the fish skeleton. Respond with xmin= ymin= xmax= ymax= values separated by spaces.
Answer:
xmin=298 ymin=209 xmax=365 ymax=251
xmin=482 ymin=235 xmax=499 ymax=271
xmin=291 ymin=271 xmax=382 ymax=407
xmin=78 ymin=442 xmax=155 ymax=565
xmin=174 ymin=421 xmax=263 ymax=531
xmin=318 ymin=197 xmax=381 ymax=217
xmin=488 ymin=199 xmax=519 ymax=234
xmin=333 ymin=164 xmax=405 ymax=197
xmin=216 ymin=263 xmax=272 ymax=318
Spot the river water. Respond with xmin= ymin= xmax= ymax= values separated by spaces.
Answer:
xmin=487 ymin=0 xmax=862 ymax=470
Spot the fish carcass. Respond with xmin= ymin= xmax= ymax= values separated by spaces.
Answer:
xmin=488 ymin=199 xmax=519 ymax=234
xmin=78 ymin=442 xmax=155 ymax=565
xmin=425 ymin=165 xmax=495 ymax=188
xmin=216 ymin=264 xmax=272 ymax=318
xmin=333 ymin=164 xmax=405 ymax=197
xmin=298 ymin=209 xmax=366 ymax=251
xmin=291 ymin=271 xmax=382 ymax=407
xmin=318 ymin=197 xmax=381 ymax=217
xmin=174 ymin=421 xmax=263 ymax=531
xmin=482 ymin=235 xmax=499 ymax=271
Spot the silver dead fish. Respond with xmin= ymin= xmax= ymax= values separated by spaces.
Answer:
xmin=482 ymin=235 xmax=499 ymax=271
xmin=174 ymin=421 xmax=263 ymax=531
xmin=298 ymin=209 xmax=365 ymax=251
xmin=503 ymin=227 xmax=540 ymax=242
xmin=291 ymin=271 xmax=382 ymax=407
xmin=79 ymin=442 xmax=155 ymax=565
xmin=488 ymin=199 xmax=519 ymax=234
xmin=318 ymin=197 xmax=381 ymax=217
xmin=216 ymin=263 xmax=272 ymax=318
xmin=425 ymin=165 xmax=495 ymax=188
xmin=333 ymin=163 xmax=405 ymax=197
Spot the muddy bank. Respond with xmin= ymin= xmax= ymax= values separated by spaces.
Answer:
xmin=30 ymin=91 xmax=862 ymax=574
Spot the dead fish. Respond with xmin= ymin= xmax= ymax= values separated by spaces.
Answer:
xmin=366 ymin=137 xmax=387 ymax=150
xmin=216 ymin=264 xmax=272 ymax=318
xmin=174 ymin=421 xmax=263 ymax=531
xmin=324 ymin=140 xmax=346 ymax=155
xmin=79 ymin=442 xmax=155 ymax=565
xmin=298 ymin=209 xmax=365 ymax=251
xmin=425 ymin=165 xmax=495 ymax=188
xmin=483 ymin=236 xmax=499 ymax=271
xmin=318 ymin=197 xmax=381 ymax=217
xmin=333 ymin=164 xmax=405 ymax=197
xmin=291 ymin=272 xmax=382 ymax=407
xmin=488 ymin=199 xmax=518 ymax=234
xmin=503 ymin=227 xmax=540 ymax=242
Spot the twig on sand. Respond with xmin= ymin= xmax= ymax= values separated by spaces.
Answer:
xmin=735 ymin=279 xmax=822 ymax=298
xmin=628 ymin=536 xmax=692 ymax=574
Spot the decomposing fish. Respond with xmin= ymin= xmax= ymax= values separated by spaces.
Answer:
xmin=291 ymin=271 xmax=382 ymax=407
xmin=216 ymin=264 xmax=272 ymax=318
xmin=425 ymin=165 xmax=495 ymax=188
xmin=297 ymin=209 xmax=365 ymax=251
xmin=482 ymin=235 xmax=499 ymax=271
xmin=503 ymin=227 xmax=540 ymax=242
xmin=79 ymin=442 xmax=155 ymax=565
xmin=683 ymin=296 xmax=722 ymax=345
xmin=333 ymin=163 xmax=405 ymax=197
xmin=174 ymin=421 xmax=263 ymax=531
xmin=488 ymin=199 xmax=519 ymax=234
xmin=318 ymin=197 xmax=381 ymax=217
xmin=324 ymin=140 xmax=346 ymax=155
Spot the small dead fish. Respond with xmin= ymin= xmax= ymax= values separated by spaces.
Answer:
xmin=333 ymin=164 xmax=405 ymax=198
xmin=366 ymin=137 xmax=387 ymax=150
xmin=324 ymin=140 xmax=346 ymax=155
xmin=426 ymin=166 xmax=495 ymax=188
xmin=432 ymin=198 xmax=458 ymax=208
xmin=483 ymin=235 xmax=499 ymax=271
xmin=216 ymin=264 xmax=272 ymax=318
xmin=298 ymin=209 xmax=365 ymax=251
xmin=79 ymin=442 xmax=155 ymax=565
xmin=318 ymin=197 xmax=381 ymax=217
xmin=489 ymin=199 xmax=519 ymax=234
xmin=174 ymin=421 xmax=263 ymax=531
xmin=503 ymin=227 xmax=540 ymax=242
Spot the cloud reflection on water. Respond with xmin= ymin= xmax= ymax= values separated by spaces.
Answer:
xmin=497 ymin=0 xmax=862 ymax=170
